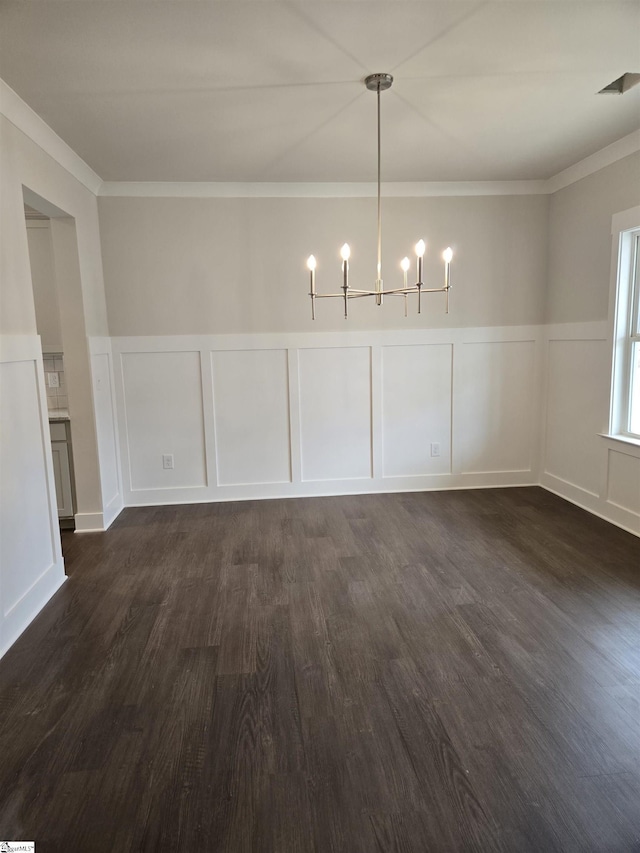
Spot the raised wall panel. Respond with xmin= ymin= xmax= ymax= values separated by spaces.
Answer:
xmin=121 ymin=351 xmax=206 ymax=490
xmin=211 ymin=349 xmax=291 ymax=486
xmin=456 ymin=340 xmax=535 ymax=474
xmin=382 ymin=344 xmax=452 ymax=477
xmin=298 ymin=347 xmax=372 ymax=482
xmin=91 ymin=351 xmax=120 ymax=507
xmin=607 ymin=450 xmax=640 ymax=516
xmin=544 ymin=339 xmax=608 ymax=495
xmin=0 ymin=359 xmax=56 ymax=613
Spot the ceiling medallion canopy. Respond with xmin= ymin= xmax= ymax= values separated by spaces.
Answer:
xmin=306 ymin=73 xmax=453 ymax=320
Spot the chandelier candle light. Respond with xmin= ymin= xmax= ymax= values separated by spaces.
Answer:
xmin=306 ymin=73 xmax=453 ymax=320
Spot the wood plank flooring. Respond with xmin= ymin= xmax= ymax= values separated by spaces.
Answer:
xmin=1 ymin=487 xmax=640 ymax=851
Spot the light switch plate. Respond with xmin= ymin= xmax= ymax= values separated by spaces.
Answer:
xmin=47 ymin=372 xmax=60 ymax=388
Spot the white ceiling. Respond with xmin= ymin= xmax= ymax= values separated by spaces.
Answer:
xmin=1 ymin=2 xmax=639 ymax=183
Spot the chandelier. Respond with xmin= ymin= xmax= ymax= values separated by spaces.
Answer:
xmin=306 ymin=73 xmax=453 ymax=319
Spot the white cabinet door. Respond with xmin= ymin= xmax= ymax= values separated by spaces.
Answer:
xmin=51 ymin=440 xmax=74 ymax=518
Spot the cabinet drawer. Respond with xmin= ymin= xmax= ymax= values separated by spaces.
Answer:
xmin=49 ymin=421 xmax=67 ymax=441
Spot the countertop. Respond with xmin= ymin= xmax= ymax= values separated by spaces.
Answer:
xmin=48 ymin=408 xmax=70 ymax=422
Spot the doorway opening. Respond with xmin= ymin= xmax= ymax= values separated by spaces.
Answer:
xmin=22 ymin=187 xmax=87 ymax=532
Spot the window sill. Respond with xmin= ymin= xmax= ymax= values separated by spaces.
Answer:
xmin=599 ymin=433 xmax=640 ymax=450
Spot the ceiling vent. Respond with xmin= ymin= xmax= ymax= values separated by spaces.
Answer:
xmin=598 ymin=72 xmax=640 ymax=94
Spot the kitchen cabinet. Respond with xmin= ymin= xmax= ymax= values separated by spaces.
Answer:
xmin=49 ymin=419 xmax=75 ymax=522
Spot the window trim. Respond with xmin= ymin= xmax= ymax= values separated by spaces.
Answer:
xmin=608 ymin=206 xmax=640 ymax=439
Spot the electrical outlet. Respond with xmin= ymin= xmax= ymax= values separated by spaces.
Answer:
xmin=162 ymin=454 xmax=174 ymax=470
xmin=47 ymin=371 xmax=60 ymax=388
xmin=430 ymin=442 xmax=441 ymax=458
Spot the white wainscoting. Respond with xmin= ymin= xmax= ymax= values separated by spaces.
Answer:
xmin=607 ymin=448 xmax=640 ymax=517
xmin=543 ymin=336 xmax=609 ymax=496
xmin=0 ymin=335 xmax=66 ymax=657
xmin=111 ymin=326 xmax=543 ymax=507
xmin=299 ymin=346 xmax=372 ymax=482
xmin=120 ymin=350 xmax=207 ymax=495
xmin=540 ymin=321 xmax=640 ymax=536
xmin=381 ymin=343 xmax=452 ymax=478
xmin=89 ymin=338 xmax=123 ymax=529
xmin=212 ymin=348 xmax=291 ymax=486
xmin=455 ymin=339 xmax=537 ymax=476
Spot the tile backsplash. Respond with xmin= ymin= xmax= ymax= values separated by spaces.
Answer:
xmin=43 ymin=353 xmax=68 ymax=411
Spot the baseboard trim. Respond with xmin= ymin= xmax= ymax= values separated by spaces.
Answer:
xmin=74 ymin=499 xmax=124 ymax=532
xmin=122 ymin=474 xmax=639 ymax=539
xmin=540 ymin=474 xmax=640 ymax=538
xmin=103 ymin=494 xmax=124 ymax=530
xmin=0 ymin=562 xmax=66 ymax=659
xmin=124 ymin=476 xmax=538 ymax=508
xmin=74 ymin=511 xmax=105 ymax=532
xmin=541 ymin=470 xmax=599 ymax=499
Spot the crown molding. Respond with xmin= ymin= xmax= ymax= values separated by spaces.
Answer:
xmin=97 ymin=131 xmax=640 ymax=199
xmin=0 ymin=78 xmax=102 ymax=195
xmin=97 ymin=132 xmax=640 ymax=198
xmin=3 ymin=76 xmax=637 ymax=201
xmin=97 ymin=180 xmax=547 ymax=198
xmin=546 ymin=130 xmax=640 ymax=194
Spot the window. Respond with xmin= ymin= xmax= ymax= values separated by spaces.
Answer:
xmin=628 ymin=235 xmax=640 ymax=435
xmin=610 ymin=208 xmax=640 ymax=440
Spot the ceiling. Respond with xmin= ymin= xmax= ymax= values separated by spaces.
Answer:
xmin=1 ymin=2 xmax=639 ymax=183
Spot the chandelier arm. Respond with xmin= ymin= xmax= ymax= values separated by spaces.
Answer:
xmin=313 ymin=291 xmax=381 ymax=299
xmin=378 ymin=287 xmax=414 ymax=296
xmin=314 ymin=285 xmax=451 ymax=299
xmin=377 ymin=285 xmax=449 ymax=296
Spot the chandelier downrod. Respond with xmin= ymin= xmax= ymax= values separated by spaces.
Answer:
xmin=376 ymin=81 xmax=382 ymax=305
xmin=306 ymin=73 xmax=453 ymax=319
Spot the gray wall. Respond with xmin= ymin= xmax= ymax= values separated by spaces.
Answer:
xmin=546 ymin=151 xmax=640 ymax=324
xmin=98 ymin=194 xmax=549 ymax=335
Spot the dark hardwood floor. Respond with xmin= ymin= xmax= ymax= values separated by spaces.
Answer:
xmin=1 ymin=487 xmax=640 ymax=852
